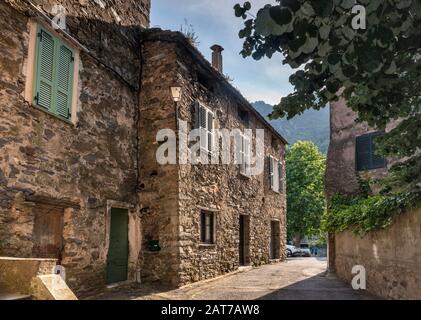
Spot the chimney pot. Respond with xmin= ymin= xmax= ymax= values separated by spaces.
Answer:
xmin=210 ymin=44 xmax=224 ymax=74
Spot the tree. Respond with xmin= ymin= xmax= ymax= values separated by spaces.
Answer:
xmin=235 ymin=0 xmax=421 ymax=193
xmin=286 ymin=141 xmax=326 ymax=245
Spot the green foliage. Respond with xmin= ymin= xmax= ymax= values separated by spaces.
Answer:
xmin=286 ymin=141 xmax=326 ymax=241
xmin=180 ymin=19 xmax=200 ymax=47
xmin=235 ymin=0 xmax=421 ymax=192
xmin=322 ymin=191 xmax=421 ymax=236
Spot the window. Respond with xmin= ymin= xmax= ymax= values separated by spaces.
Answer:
xmin=269 ymin=156 xmax=284 ymax=193
xmin=240 ymin=134 xmax=251 ymax=176
xmin=238 ymin=108 xmax=249 ymax=126
xmin=33 ymin=25 xmax=75 ymax=120
xmin=356 ymin=132 xmax=386 ymax=171
xmin=195 ymin=102 xmax=214 ymax=153
xmin=200 ymin=210 xmax=215 ymax=244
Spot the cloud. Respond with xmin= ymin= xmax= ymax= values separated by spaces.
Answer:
xmin=237 ymin=82 xmax=290 ymax=105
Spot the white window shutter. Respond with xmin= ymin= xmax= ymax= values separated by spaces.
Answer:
xmin=273 ymin=158 xmax=279 ymax=192
xmin=198 ymin=105 xmax=207 ymax=151
xmin=207 ymin=111 xmax=213 ymax=153
xmin=194 ymin=102 xmax=200 ymax=129
xmin=269 ymin=156 xmax=274 ymax=190
xmin=243 ymin=136 xmax=251 ymax=176
xmin=240 ymin=135 xmax=245 ymax=175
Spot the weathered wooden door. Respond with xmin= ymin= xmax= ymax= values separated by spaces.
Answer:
xmin=32 ymin=204 xmax=64 ymax=259
xmin=106 ymin=208 xmax=129 ymax=284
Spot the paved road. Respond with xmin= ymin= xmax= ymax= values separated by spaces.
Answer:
xmin=93 ymin=257 xmax=374 ymax=300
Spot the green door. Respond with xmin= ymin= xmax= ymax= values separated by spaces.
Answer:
xmin=106 ymin=208 xmax=129 ymax=284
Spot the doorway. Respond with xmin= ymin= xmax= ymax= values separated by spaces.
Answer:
xmin=239 ymin=215 xmax=250 ymax=266
xmin=270 ymin=220 xmax=281 ymax=259
xmin=32 ymin=203 xmax=64 ymax=260
xmin=106 ymin=208 xmax=129 ymax=284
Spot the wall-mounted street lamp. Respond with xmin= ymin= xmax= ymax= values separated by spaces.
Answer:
xmin=170 ymin=86 xmax=182 ymax=102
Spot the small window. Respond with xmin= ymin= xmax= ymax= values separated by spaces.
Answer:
xmin=238 ymin=108 xmax=249 ymax=126
xmin=271 ymin=136 xmax=278 ymax=149
xmin=200 ymin=210 xmax=215 ymax=244
xmin=269 ymin=156 xmax=284 ymax=193
xmin=33 ymin=25 xmax=75 ymax=120
xmin=195 ymin=102 xmax=214 ymax=153
xmin=356 ymin=132 xmax=386 ymax=171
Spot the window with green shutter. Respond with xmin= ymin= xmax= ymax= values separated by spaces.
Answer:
xmin=33 ymin=26 xmax=74 ymax=120
xmin=356 ymin=132 xmax=387 ymax=171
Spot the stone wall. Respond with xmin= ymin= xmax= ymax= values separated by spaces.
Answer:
xmin=138 ymin=39 xmax=181 ymax=285
xmin=325 ymin=98 xmax=389 ymax=199
xmin=138 ymin=31 xmax=287 ymax=286
xmin=326 ymin=98 xmax=420 ymax=299
xmin=334 ymin=207 xmax=421 ymax=299
xmin=0 ymin=0 xmax=149 ymax=297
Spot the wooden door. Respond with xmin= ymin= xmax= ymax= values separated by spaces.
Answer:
xmin=32 ymin=204 xmax=64 ymax=259
xmin=106 ymin=208 xmax=129 ymax=284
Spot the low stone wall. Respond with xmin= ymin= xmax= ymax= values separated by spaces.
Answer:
xmin=335 ymin=208 xmax=421 ymax=299
xmin=0 ymin=257 xmax=56 ymax=295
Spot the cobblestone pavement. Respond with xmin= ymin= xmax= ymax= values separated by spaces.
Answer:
xmin=91 ymin=257 xmax=375 ymax=300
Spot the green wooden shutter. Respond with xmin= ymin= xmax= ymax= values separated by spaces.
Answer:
xmin=34 ymin=27 xmax=74 ymax=119
xmin=356 ymin=132 xmax=386 ymax=170
xmin=34 ymin=29 xmax=55 ymax=111
xmin=356 ymin=135 xmax=371 ymax=171
xmin=371 ymin=134 xmax=387 ymax=169
xmin=55 ymin=42 xmax=74 ymax=119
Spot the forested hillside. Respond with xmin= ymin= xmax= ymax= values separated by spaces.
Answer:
xmin=252 ymin=101 xmax=330 ymax=154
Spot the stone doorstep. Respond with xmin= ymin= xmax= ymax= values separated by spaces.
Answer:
xmin=0 ymin=293 xmax=31 ymax=300
xmin=269 ymin=259 xmax=282 ymax=264
xmin=238 ymin=265 xmax=253 ymax=272
xmin=106 ymin=280 xmax=134 ymax=290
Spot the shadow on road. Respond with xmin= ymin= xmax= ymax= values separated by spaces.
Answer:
xmin=258 ymin=272 xmax=375 ymax=300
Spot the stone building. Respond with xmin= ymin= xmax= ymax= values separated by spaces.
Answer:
xmin=325 ymin=98 xmax=421 ymax=299
xmin=0 ymin=1 xmax=287 ymax=297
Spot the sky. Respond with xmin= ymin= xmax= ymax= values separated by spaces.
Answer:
xmin=150 ymin=0 xmax=295 ymax=105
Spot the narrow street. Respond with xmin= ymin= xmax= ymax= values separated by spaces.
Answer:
xmin=93 ymin=258 xmax=375 ymax=300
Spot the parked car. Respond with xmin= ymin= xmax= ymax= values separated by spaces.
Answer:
xmin=299 ymin=244 xmax=311 ymax=257
xmin=286 ymin=244 xmax=301 ymax=257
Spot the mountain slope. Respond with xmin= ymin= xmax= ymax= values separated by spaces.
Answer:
xmin=252 ymin=101 xmax=330 ymax=154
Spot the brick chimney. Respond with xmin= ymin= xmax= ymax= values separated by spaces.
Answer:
xmin=210 ymin=44 xmax=224 ymax=74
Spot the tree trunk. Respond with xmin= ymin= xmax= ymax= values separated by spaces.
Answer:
xmin=293 ymin=234 xmax=301 ymax=247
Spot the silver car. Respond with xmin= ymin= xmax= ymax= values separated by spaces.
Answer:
xmin=300 ymin=244 xmax=311 ymax=257
xmin=286 ymin=244 xmax=301 ymax=257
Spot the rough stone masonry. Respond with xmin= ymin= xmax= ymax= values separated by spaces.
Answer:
xmin=0 ymin=0 xmax=286 ymax=297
